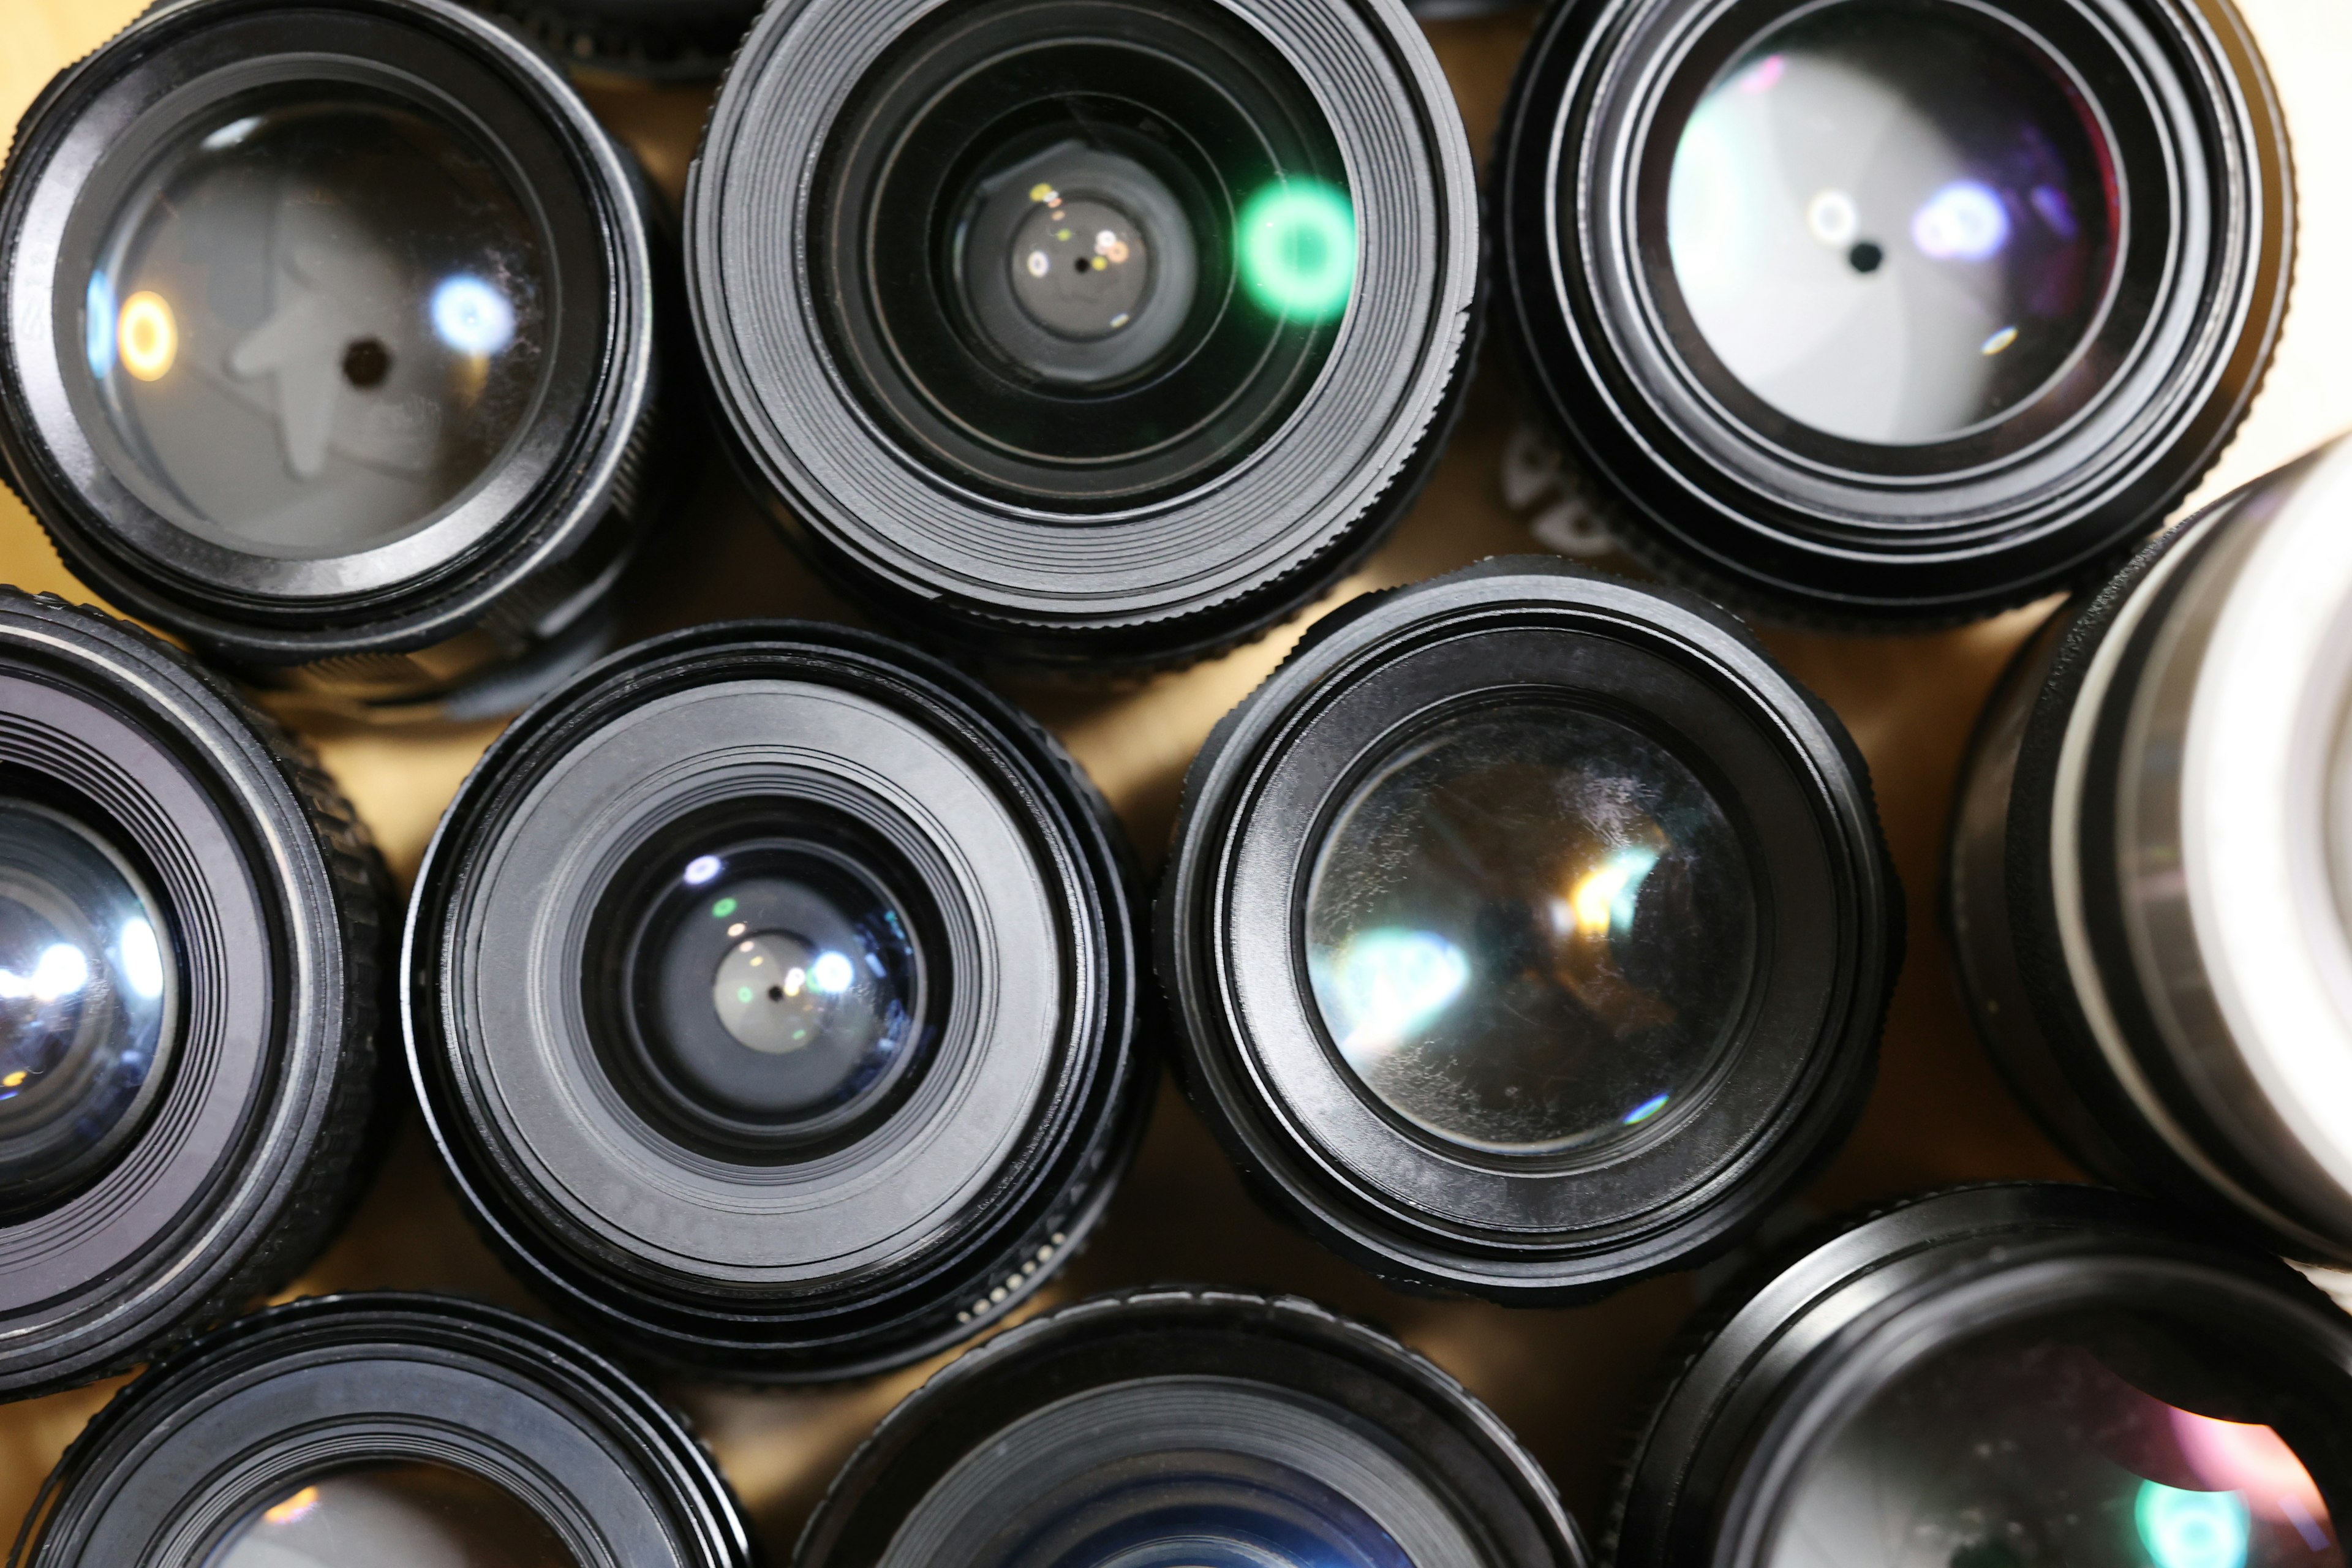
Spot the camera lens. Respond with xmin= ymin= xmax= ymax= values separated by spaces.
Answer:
xmin=407 ymin=622 xmax=1150 ymax=1378
xmin=0 ymin=0 xmax=667 ymax=718
xmin=1158 ymin=557 xmax=1899 ymax=1300
xmin=1613 ymin=1184 xmax=2352 ymax=1568
xmin=796 ymin=1287 xmax=1587 ymax=1567
xmin=0 ymin=591 xmax=388 ymax=1397
xmin=1494 ymin=0 xmax=2293 ymax=622
xmin=466 ymin=1 xmax=766 ymax=79
xmin=15 ymin=1293 xmax=752 ymax=1568
xmin=1950 ymin=435 xmax=2352 ymax=1267
xmin=689 ymin=0 xmax=1478 ymax=667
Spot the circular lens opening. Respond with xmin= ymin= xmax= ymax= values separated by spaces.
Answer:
xmin=214 ymin=1462 xmax=576 ymax=1568
xmin=1303 ymin=703 xmax=1756 ymax=1155
xmin=81 ymin=85 xmax=551 ymax=557
xmin=0 ymin=793 xmax=176 ymax=1217
xmin=589 ymin=799 xmax=939 ymax=1161
xmin=1660 ymin=0 xmax=2119 ymax=446
xmin=1773 ymin=1312 xmax=2345 ymax=1567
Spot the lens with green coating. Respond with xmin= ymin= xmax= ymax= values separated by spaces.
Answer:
xmin=1239 ymin=179 xmax=1355 ymax=322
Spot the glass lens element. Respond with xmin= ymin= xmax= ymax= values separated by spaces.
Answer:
xmin=1664 ymin=1 xmax=2117 ymax=444
xmin=1773 ymin=1317 xmax=2345 ymax=1568
xmin=1304 ymin=704 xmax=1755 ymax=1155
xmin=0 ymin=797 xmax=173 ymax=1212
xmin=213 ymin=1462 xmax=576 ymax=1568
xmin=84 ymin=88 xmax=549 ymax=557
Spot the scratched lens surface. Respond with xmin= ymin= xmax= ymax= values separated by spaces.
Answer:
xmin=1304 ymin=704 xmax=1755 ymax=1155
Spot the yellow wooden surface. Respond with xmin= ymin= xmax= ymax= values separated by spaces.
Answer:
xmin=1 ymin=0 xmax=2349 ymax=1551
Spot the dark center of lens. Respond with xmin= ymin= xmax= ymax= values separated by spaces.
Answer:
xmin=216 ymin=1461 xmax=577 ymax=1568
xmin=1008 ymin=195 xmax=1151 ymax=339
xmin=1304 ymin=704 xmax=1755 ymax=1155
xmin=1661 ymin=0 xmax=2117 ymax=444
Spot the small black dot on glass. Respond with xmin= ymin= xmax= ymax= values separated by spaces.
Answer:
xmin=341 ymin=338 xmax=391 ymax=388
xmin=1847 ymin=241 xmax=1885 ymax=274
xmin=767 ymin=985 xmax=784 ymax=1002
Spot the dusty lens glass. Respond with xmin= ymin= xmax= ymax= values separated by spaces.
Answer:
xmin=0 ymin=796 xmax=174 ymax=1213
xmin=213 ymin=1461 xmax=576 ymax=1568
xmin=1775 ymin=1314 xmax=2344 ymax=1568
xmin=85 ymin=87 xmax=549 ymax=557
xmin=1305 ymin=703 xmax=1755 ymax=1155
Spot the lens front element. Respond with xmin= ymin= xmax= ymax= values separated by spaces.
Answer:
xmin=215 ymin=1463 xmax=578 ymax=1568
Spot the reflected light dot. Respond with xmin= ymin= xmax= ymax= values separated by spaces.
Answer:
xmin=710 ymin=897 xmax=739 ymax=919
xmin=1911 ymin=181 xmax=2010 ymax=262
xmin=201 ymin=115 xmax=265 ymax=152
xmin=118 ymin=292 xmax=178 ymax=382
xmin=683 ymin=855 xmax=722 ymax=886
xmin=1320 ymin=928 xmax=1469 ymax=1054
xmin=29 ymin=944 xmax=89 ymax=1002
xmin=812 ymin=952 xmax=855 ymax=993
xmin=431 ymin=275 xmax=516 ymax=355
xmin=1980 ymin=326 xmax=2019 ymax=356
xmin=1805 ymin=189 xmax=1858 ymax=246
xmin=1623 ymin=1093 xmax=1670 ymax=1126
xmin=119 ymin=918 xmax=164 ymax=998
xmin=262 ymin=1485 xmax=321 ymax=1527
xmin=85 ymin=274 xmax=115 ymax=380
xmin=1569 ymin=847 xmax=1661 ymax=936
xmin=1237 ymin=179 xmax=1355 ymax=322
xmin=2136 ymin=1482 xmax=2248 ymax=1568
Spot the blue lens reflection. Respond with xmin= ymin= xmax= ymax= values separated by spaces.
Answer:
xmin=1910 ymin=180 xmax=2011 ymax=262
xmin=1313 ymin=927 xmax=1469 ymax=1056
xmin=430 ymin=275 xmax=515 ymax=355
xmin=2136 ymin=1482 xmax=2250 ymax=1568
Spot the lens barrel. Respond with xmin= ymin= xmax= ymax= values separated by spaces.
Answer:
xmin=1613 ymin=1183 xmax=2352 ymax=1568
xmin=0 ymin=590 xmax=388 ymax=1398
xmin=1951 ymin=436 xmax=2352 ymax=1266
xmin=687 ymin=0 xmax=1479 ymax=669
xmin=797 ymin=1286 xmax=1587 ymax=1567
xmin=406 ymin=620 xmax=1150 ymax=1379
xmin=1158 ymin=557 xmax=1899 ymax=1301
xmin=13 ymin=1292 xmax=753 ymax=1567
xmin=1493 ymin=0 xmax=2293 ymax=624
xmin=0 ymin=0 xmax=667 ymax=720
xmin=467 ymin=1 xmax=766 ymax=79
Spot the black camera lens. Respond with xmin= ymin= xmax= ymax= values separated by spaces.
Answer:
xmin=466 ymin=1 xmax=766 ymax=80
xmin=407 ymin=622 xmax=1150 ymax=1379
xmin=0 ymin=0 xmax=666 ymax=719
xmin=1158 ymin=557 xmax=1899 ymax=1300
xmin=1613 ymin=1183 xmax=2352 ymax=1568
xmin=15 ymin=1294 xmax=752 ymax=1567
xmin=1494 ymin=0 xmax=2293 ymax=623
xmin=1950 ymin=437 xmax=2352 ymax=1268
xmin=0 ymin=590 xmax=387 ymax=1397
xmin=688 ymin=0 xmax=1479 ymax=668
xmin=796 ymin=1287 xmax=1588 ymax=1567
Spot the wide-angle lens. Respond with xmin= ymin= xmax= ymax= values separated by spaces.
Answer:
xmin=1613 ymin=1185 xmax=2352 ymax=1568
xmin=1950 ymin=434 xmax=2352 ymax=1267
xmin=408 ymin=622 xmax=1149 ymax=1378
xmin=0 ymin=0 xmax=669 ymax=718
xmin=1159 ymin=557 xmax=1899 ymax=1301
xmin=690 ymin=0 xmax=1478 ymax=667
xmin=796 ymin=1289 xmax=1587 ymax=1568
xmin=1495 ymin=0 xmax=2292 ymax=622
xmin=0 ymin=591 xmax=387 ymax=1398
xmin=14 ymin=1294 xmax=752 ymax=1568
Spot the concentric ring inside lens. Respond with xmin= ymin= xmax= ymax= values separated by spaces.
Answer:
xmin=83 ymin=86 xmax=550 ymax=557
xmin=1304 ymin=704 xmax=1754 ymax=1155
xmin=1662 ymin=0 xmax=2118 ymax=445
xmin=215 ymin=1462 xmax=576 ymax=1568
xmin=1773 ymin=1314 xmax=2346 ymax=1567
xmin=0 ymin=796 xmax=174 ymax=1213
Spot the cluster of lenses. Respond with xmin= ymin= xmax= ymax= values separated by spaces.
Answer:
xmin=0 ymin=0 xmax=2342 ymax=1563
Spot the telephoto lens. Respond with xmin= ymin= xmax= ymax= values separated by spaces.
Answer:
xmin=0 ymin=591 xmax=387 ymax=1398
xmin=1951 ymin=435 xmax=2352 ymax=1268
xmin=1613 ymin=1183 xmax=2352 ymax=1568
xmin=467 ymin=1 xmax=766 ymax=79
xmin=1493 ymin=0 xmax=2293 ymax=625
xmin=407 ymin=622 xmax=1149 ymax=1379
xmin=687 ymin=0 xmax=1480 ymax=669
xmin=796 ymin=1287 xmax=1588 ymax=1567
xmin=0 ymin=0 xmax=666 ymax=721
xmin=13 ymin=1293 xmax=753 ymax=1568
xmin=1159 ymin=557 xmax=1901 ymax=1302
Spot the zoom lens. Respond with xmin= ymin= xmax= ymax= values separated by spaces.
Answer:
xmin=1613 ymin=1184 xmax=2352 ymax=1568
xmin=1158 ymin=557 xmax=1899 ymax=1300
xmin=688 ymin=0 xmax=1478 ymax=668
xmin=0 ymin=0 xmax=666 ymax=720
xmin=14 ymin=1294 xmax=752 ymax=1568
xmin=796 ymin=1288 xmax=1587 ymax=1567
xmin=1494 ymin=0 xmax=2293 ymax=623
xmin=407 ymin=622 xmax=1149 ymax=1378
xmin=1950 ymin=435 xmax=2352 ymax=1267
xmin=466 ymin=1 xmax=766 ymax=79
xmin=0 ymin=591 xmax=387 ymax=1397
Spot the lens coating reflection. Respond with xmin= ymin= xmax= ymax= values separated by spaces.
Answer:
xmin=0 ymin=796 xmax=173 ymax=1213
xmin=212 ymin=1462 xmax=576 ymax=1568
xmin=1663 ymin=1 xmax=2117 ymax=444
xmin=1304 ymin=704 xmax=1755 ymax=1155
xmin=1773 ymin=1319 xmax=2344 ymax=1568
xmin=84 ymin=89 xmax=549 ymax=556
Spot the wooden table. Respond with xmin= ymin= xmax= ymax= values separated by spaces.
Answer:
xmin=2 ymin=0 xmax=2348 ymax=1548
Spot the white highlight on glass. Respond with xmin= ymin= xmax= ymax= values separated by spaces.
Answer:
xmin=1805 ymin=189 xmax=1858 ymax=246
xmin=1911 ymin=180 xmax=2010 ymax=262
xmin=0 ymin=943 xmax=91 ymax=1003
xmin=201 ymin=116 xmax=265 ymax=152
xmin=812 ymin=952 xmax=856 ymax=993
xmin=430 ymin=275 xmax=516 ymax=356
xmin=682 ymin=855 xmax=722 ymax=887
xmin=118 ymin=918 xmax=164 ymax=999
xmin=1318 ymin=927 xmax=1470 ymax=1058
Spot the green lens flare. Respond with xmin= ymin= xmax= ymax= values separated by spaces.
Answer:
xmin=1238 ymin=179 xmax=1355 ymax=322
